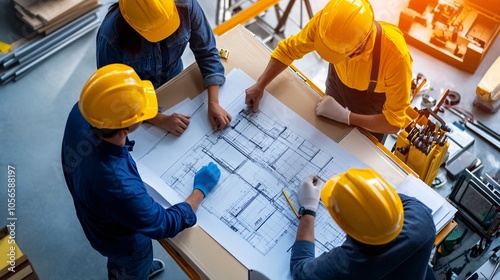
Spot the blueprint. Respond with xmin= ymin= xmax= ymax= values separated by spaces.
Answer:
xmin=133 ymin=69 xmax=370 ymax=279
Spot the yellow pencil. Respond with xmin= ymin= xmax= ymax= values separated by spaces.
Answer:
xmin=282 ymin=189 xmax=300 ymax=219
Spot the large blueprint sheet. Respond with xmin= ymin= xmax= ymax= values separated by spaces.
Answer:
xmin=133 ymin=69 xmax=370 ymax=279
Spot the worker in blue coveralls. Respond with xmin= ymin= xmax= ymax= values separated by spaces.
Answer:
xmin=61 ymin=64 xmax=221 ymax=279
xmin=292 ymin=168 xmax=436 ymax=280
xmin=96 ymin=0 xmax=231 ymax=136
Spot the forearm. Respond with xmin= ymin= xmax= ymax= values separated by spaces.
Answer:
xmin=207 ymin=85 xmax=219 ymax=105
xmin=147 ymin=113 xmax=166 ymax=127
xmin=255 ymin=58 xmax=288 ymax=89
xmin=184 ymin=189 xmax=205 ymax=212
xmin=350 ymin=113 xmax=400 ymax=134
xmin=296 ymin=215 xmax=315 ymax=242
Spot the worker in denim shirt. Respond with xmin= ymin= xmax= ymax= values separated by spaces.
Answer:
xmin=96 ymin=0 xmax=231 ymax=136
xmin=292 ymin=169 xmax=436 ymax=280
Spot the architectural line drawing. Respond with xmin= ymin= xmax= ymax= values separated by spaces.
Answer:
xmin=160 ymin=108 xmax=348 ymax=255
xmin=135 ymin=69 xmax=368 ymax=279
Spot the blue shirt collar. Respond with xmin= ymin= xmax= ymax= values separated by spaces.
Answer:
xmin=95 ymin=134 xmax=136 ymax=156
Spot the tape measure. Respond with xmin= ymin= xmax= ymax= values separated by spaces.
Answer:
xmin=445 ymin=91 xmax=461 ymax=105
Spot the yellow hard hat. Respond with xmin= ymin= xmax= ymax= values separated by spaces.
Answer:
xmin=321 ymin=168 xmax=404 ymax=245
xmin=314 ymin=0 xmax=374 ymax=64
xmin=119 ymin=0 xmax=180 ymax=42
xmin=78 ymin=63 xmax=158 ymax=129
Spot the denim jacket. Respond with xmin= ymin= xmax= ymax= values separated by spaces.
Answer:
xmin=96 ymin=0 xmax=225 ymax=89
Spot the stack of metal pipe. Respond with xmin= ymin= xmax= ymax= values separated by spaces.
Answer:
xmin=0 ymin=12 xmax=100 ymax=85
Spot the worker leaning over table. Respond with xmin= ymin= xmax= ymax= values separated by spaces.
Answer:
xmin=245 ymin=0 xmax=412 ymax=143
xmin=293 ymin=169 xmax=436 ymax=279
xmin=61 ymin=64 xmax=222 ymax=279
xmin=96 ymin=0 xmax=231 ymax=136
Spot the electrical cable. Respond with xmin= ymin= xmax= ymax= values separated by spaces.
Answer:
xmin=443 ymin=104 xmax=475 ymax=122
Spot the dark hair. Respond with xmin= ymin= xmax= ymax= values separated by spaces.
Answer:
xmin=108 ymin=3 xmax=143 ymax=56
xmin=91 ymin=127 xmax=121 ymax=138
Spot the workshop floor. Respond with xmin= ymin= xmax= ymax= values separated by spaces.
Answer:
xmin=1 ymin=0 xmax=499 ymax=279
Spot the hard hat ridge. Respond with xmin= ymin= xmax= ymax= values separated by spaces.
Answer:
xmin=79 ymin=63 xmax=158 ymax=129
xmin=119 ymin=0 xmax=180 ymax=42
xmin=321 ymin=168 xmax=404 ymax=245
xmin=314 ymin=0 xmax=375 ymax=64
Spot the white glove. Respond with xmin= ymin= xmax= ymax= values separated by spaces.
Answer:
xmin=315 ymin=96 xmax=351 ymax=125
xmin=297 ymin=176 xmax=322 ymax=212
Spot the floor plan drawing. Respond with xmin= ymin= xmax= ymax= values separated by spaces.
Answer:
xmin=160 ymin=107 xmax=350 ymax=255
xmin=134 ymin=69 xmax=369 ymax=279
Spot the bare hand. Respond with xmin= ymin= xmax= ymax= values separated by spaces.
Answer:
xmin=245 ymin=83 xmax=264 ymax=112
xmin=208 ymin=103 xmax=231 ymax=131
xmin=163 ymin=113 xmax=190 ymax=136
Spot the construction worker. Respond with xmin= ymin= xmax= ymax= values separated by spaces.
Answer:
xmin=97 ymin=0 xmax=231 ymax=136
xmin=61 ymin=64 xmax=221 ymax=279
xmin=292 ymin=169 xmax=436 ymax=279
xmin=245 ymin=0 xmax=412 ymax=143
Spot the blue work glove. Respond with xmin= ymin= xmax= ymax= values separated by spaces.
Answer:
xmin=193 ymin=162 xmax=221 ymax=197
xmin=297 ymin=176 xmax=322 ymax=212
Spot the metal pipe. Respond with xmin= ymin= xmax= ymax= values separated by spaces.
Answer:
xmin=1 ymin=19 xmax=99 ymax=84
xmin=2 ymin=12 xmax=98 ymax=68
xmin=15 ymin=20 xmax=100 ymax=79
xmin=1 ymin=37 xmax=43 ymax=66
xmin=16 ymin=14 xmax=99 ymax=65
xmin=15 ymin=12 xmax=97 ymax=59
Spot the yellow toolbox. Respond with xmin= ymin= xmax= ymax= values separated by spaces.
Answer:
xmin=392 ymin=91 xmax=451 ymax=186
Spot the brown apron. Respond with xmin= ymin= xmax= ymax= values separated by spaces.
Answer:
xmin=325 ymin=22 xmax=387 ymax=143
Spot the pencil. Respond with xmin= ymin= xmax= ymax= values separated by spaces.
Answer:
xmin=282 ymin=189 xmax=300 ymax=219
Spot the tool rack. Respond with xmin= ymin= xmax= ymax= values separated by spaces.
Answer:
xmin=392 ymin=90 xmax=451 ymax=186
